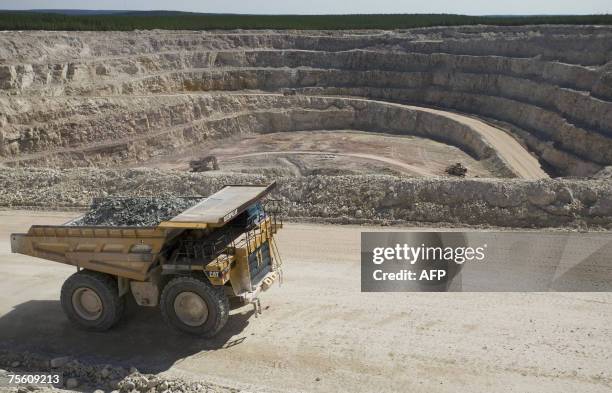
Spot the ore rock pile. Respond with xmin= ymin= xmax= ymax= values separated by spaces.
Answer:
xmin=3 ymin=168 xmax=612 ymax=228
xmin=69 ymin=196 xmax=203 ymax=227
xmin=0 ymin=350 xmax=239 ymax=393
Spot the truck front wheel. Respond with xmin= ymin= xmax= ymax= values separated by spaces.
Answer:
xmin=60 ymin=270 xmax=125 ymax=331
xmin=160 ymin=275 xmax=229 ymax=337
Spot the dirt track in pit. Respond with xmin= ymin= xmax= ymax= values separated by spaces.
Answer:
xmin=148 ymin=94 xmax=548 ymax=180
xmin=140 ymin=129 xmax=489 ymax=177
xmin=231 ymin=150 xmax=439 ymax=176
xmin=125 ymin=94 xmax=547 ymax=179
xmin=353 ymin=97 xmax=549 ymax=180
xmin=0 ymin=93 xmax=548 ymax=180
xmin=1 ymin=211 xmax=610 ymax=393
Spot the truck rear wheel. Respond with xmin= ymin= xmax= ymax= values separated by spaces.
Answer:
xmin=60 ymin=270 xmax=125 ymax=331
xmin=160 ymin=276 xmax=229 ymax=337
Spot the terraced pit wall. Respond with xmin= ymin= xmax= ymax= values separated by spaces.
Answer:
xmin=2 ymin=168 xmax=611 ymax=229
xmin=1 ymin=27 xmax=612 ymax=176
xmin=0 ymin=94 xmax=517 ymax=176
xmin=1 ymin=27 xmax=612 ymax=228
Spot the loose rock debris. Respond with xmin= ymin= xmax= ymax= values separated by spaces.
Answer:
xmin=0 ymin=350 xmax=239 ymax=393
xmin=68 ymin=196 xmax=203 ymax=227
xmin=3 ymin=168 xmax=612 ymax=229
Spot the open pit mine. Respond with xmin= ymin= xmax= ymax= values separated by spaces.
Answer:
xmin=1 ymin=24 xmax=612 ymax=393
xmin=1 ymin=26 xmax=612 ymax=228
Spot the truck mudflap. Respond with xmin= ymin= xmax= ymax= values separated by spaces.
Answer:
xmin=10 ymin=234 xmax=26 ymax=254
xmin=239 ymin=271 xmax=280 ymax=314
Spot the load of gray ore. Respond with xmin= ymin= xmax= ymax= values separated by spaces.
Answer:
xmin=69 ymin=196 xmax=203 ymax=227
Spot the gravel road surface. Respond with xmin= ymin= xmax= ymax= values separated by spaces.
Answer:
xmin=0 ymin=211 xmax=610 ymax=392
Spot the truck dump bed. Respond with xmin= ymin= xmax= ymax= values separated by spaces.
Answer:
xmin=11 ymin=183 xmax=277 ymax=281
xmin=159 ymin=185 xmax=274 ymax=228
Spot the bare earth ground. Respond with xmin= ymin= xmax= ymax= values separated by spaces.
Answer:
xmin=0 ymin=211 xmax=611 ymax=392
xmin=133 ymin=130 xmax=495 ymax=178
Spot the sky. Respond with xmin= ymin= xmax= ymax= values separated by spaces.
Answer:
xmin=0 ymin=0 xmax=610 ymax=15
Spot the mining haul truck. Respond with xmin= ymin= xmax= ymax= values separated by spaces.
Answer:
xmin=10 ymin=183 xmax=283 ymax=337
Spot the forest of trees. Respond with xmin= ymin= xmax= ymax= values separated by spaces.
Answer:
xmin=0 ymin=11 xmax=611 ymax=31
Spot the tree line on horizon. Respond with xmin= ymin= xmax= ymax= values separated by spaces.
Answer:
xmin=0 ymin=12 xmax=611 ymax=31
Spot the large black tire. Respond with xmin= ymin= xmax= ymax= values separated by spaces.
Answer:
xmin=160 ymin=275 xmax=229 ymax=337
xmin=60 ymin=270 xmax=125 ymax=331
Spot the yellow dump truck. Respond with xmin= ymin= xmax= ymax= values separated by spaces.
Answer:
xmin=10 ymin=183 xmax=283 ymax=337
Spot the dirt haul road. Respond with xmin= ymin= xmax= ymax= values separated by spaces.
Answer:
xmin=340 ymin=96 xmax=549 ymax=180
xmin=0 ymin=211 xmax=610 ymax=393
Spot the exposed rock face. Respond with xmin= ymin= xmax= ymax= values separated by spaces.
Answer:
xmin=0 ymin=27 xmax=611 ymax=176
xmin=1 ymin=27 xmax=611 ymax=228
xmin=593 ymin=166 xmax=612 ymax=179
xmin=1 ymin=168 xmax=610 ymax=229
xmin=0 ymin=94 xmax=522 ymax=177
